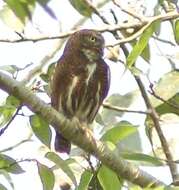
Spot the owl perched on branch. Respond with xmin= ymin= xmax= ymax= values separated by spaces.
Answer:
xmin=51 ymin=29 xmax=110 ymax=154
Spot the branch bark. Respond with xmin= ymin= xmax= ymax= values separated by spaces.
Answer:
xmin=0 ymin=71 xmax=166 ymax=188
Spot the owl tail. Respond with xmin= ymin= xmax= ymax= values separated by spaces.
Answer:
xmin=55 ymin=131 xmax=71 ymax=154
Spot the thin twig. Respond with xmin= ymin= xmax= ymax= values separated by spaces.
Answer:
xmin=103 ymin=103 xmax=150 ymax=114
xmin=149 ymin=85 xmax=179 ymax=110
xmin=0 ymin=105 xmax=22 ymax=136
xmin=152 ymin=35 xmax=176 ymax=46
xmin=0 ymin=137 xmax=32 ymax=153
xmin=0 ymin=158 xmax=38 ymax=171
xmin=84 ymin=154 xmax=96 ymax=173
xmin=110 ymin=9 xmax=118 ymax=24
xmin=112 ymin=0 xmax=145 ymax=21
xmin=0 ymin=11 xmax=177 ymax=44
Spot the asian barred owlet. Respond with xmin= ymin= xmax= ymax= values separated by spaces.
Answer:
xmin=51 ymin=29 xmax=110 ymax=153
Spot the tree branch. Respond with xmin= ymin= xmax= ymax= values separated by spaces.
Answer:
xmin=134 ymin=75 xmax=179 ymax=183
xmin=103 ymin=103 xmax=150 ymax=114
xmin=0 ymin=71 xmax=166 ymax=188
xmin=0 ymin=11 xmax=178 ymax=45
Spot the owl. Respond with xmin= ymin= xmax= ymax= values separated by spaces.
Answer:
xmin=51 ymin=29 xmax=110 ymax=153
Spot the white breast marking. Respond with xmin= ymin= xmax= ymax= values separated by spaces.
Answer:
xmin=82 ymin=49 xmax=97 ymax=62
xmin=67 ymin=76 xmax=78 ymax=112
xmin=86 ymin=63 xmax=97 ymax=85
xmin=89 ymin=82 xmax=101 ymax=121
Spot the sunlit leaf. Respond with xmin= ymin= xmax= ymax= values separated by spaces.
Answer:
xmin=101 ymin=91 xmax=139 ymax=125
xmin=0 ymin=96 xmax=20 ymax=127
xmin=150 ymin=71 xmax=179 ymax=108
xmin=122 ymin=152 xmax=163 ymax=166
xmin=76 ymin=170 xmax=93 ymax=190
xmin=101 ymin=121 xmax=138 ymax=144
xmin=127 ymin=21 xmax=158 ymax=68
xmin=30 ymin=115 xmax=52 ymax=148
xmin=45 ymin=152 xmax=77 ymax=186
xmin=130 ymin=40 xmax=151 ymax=63
xmin=155 ymin=93 xmax=179 ymax=116
xmin=0 ymin=154 xmax=24 ymax=174
xmin=97 ymin=165 xmax=122 ymax=190
xmin=174 ymin=19 xmax=179 ymax=44
xmin=37 ymin=162 xmax=55 ymax=190
xmin=5 ymin=0 xmax=35 ymax=24
xmin=69 ymin=0 xmax=94 ymax=17
xmin=0 ymin=5 xmax=24 ymax=31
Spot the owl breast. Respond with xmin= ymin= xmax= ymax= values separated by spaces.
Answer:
xmin=59 ymin=62 xmax=101 ymax=123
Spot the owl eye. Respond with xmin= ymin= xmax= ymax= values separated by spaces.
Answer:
xmin=89 ymin=36 xmax=96 ymax=42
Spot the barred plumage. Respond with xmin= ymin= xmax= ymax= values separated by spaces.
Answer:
xmin=51 ymin=29 xmax=110 ymax=153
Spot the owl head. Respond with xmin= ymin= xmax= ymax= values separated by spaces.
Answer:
xmin=63 ymin=29 xmax=105 ymax=61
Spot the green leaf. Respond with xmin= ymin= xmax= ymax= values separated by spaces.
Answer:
xmin=122 ymin=152 xmax=163 ymax=166
xmin=97 ymin=165 xmax=122 ymax=190
xmin=0 ymin=96 xmax=20 ymax=127
xmin=127 ymin=21 xmax=158 ymax=68
xmin=76 ymin=170 xmax=93 ymax=190
xmin=40 ymin=62 xmax=56 ymax=83
xmin=5 ymin=0 xmax=35 ymax=24
xmin=0 ymin=184 xmax=8 ymax=190
xmin=6 ymin=96 xmax=20 ymax=107
xmin=0 ymin=106 xmax=15 ymax=127
xmin=40 ymin=74 xmax=49 ymax=83
xmin=150 ymin=71 xmax=179 ymax=108
xmin=0 ymin=154 xmax=24 ymax=174
xmin=0 ymin=5 xmax=24 ymax=31
xmin=69 ymin=0 xmax=94 ymax=17
xmin=37 ymin=162 xmax=55 ymax=190
xmin=154 ymin=4 xmax=161 ymax=35
xmin=45 ymin=152 xmax=77 ymax=186
xmin=130 ymin=40 xmax=151 ymax=63
xmin=101 ymin=121 xmax=138 ymax=144
xmin=88 ymin=174 xmax=103 ymax=190
xmin=141 ymin=44 xmax=150 ymax=62
xmin=30 ymin=115 xmax=52 ymax=148
xmin=174 ymin=19 xmax=179 ymax=44
xmin=47 ymin=62 xmax=56 ymax=78
xmin=158 ymin=0 xmax=164 ymax=5
xmin=155 ymin=93 xmax=179 ymax=116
